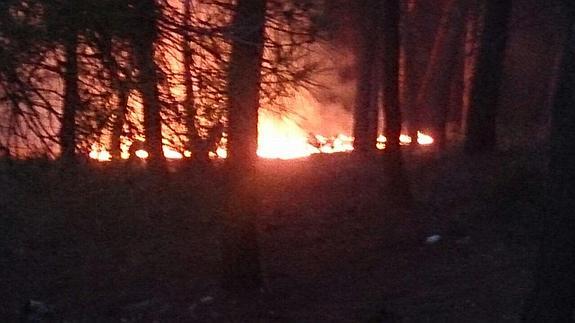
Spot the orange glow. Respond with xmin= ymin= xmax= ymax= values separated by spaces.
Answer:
xmin=315 ymin=134 xmax=353 ymax=154
xmin=88 ymin=99 xmax=434 ymax=162
xmin=89 ymin=149 xmax=112 ymax=162
xmin=89 ymin=144 xmax=112 ymax=161
xmin=88 ymin=128 xmax=434 ymax=162
xmin=253 ymin=112 xmax=434 ymax=158
xmin=256 ymin=110 xmax=317 ymax=159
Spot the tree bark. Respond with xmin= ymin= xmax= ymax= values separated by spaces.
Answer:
xmin=416 ymin=0 xmax=468 ymax=151
xmin=460 ymin=1 xmax=480 ymax=136
xmin=132 ymin=0 xmax=166 ymax=170
xmin=401 ymin=0 xmax=420 ymax=141
xmin=464 ymin=0 xmax=512 ymax=153
xmin=381 ymin=0 xmax=412 ymax=206
xmin=523 ymin=3 xmax=575 ymax=320
xmin=353 ymin=0 xmax=382 ymax=155
xmin=382 ymin=0 xmax=402 ymax=152
xmin=59 ymin=32 xmax=79 ymax=165
xmin=96 ymin=34 xmax=131 ymax=161
xmin=110 ymin=84 xmax=129 ymax=160
xmin=446 ymin=49 xmax=465 ymax=136
xmin=223 ymin=0 xmax=267 ymax=292
xmin=182 ymin=0 xmax=206 ymax=163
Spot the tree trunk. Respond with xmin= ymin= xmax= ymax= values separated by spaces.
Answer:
xmin=446 ymin=50 xmax=465 ymax=136
xmin=460 ymin=2 xmax=480 ymax=135
xmin=401 ymin=0 xmax=420 ymax=141
xmin=96 ymin=34 xmax=131 ymax=161
xmin=464 ymin=0 xmax=512 ymax=153
xmin=416 ymin=0 xmax=468 ymax=151
xmin=182 ymin=0 xmax=205 ymax=162
xmin=110 ymin=84 xmax=129 ymax=160
xmin=59 ymin=33 xmax=79 ymax=165
xmin=523 ymin=4 xmax=575 ymax=320
xmin=132 ymin=0 xmax=166 ymax=170
xmin=353 ymin=0 xmax=382 ymax=155
xmin=223 ymin=0 xmax=267 ymax=292
xmin=382 ymin=0 xmax=402 ymax=152
xmin=381 ymin=0 xmax=412 ymax=206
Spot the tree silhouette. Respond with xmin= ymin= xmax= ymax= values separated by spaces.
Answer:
xmin=221 ymin=0 xmax=267 ymax=292
xmin=130 ymin=0 xmax=166 ymax=170
xmin=353 ymin=0 xmax=382 ymax=155
xmin=381 ymin=0 xmax=402 ymax=152
xmin=416 ymin=0 xmax=468 ymax=151
xmin=59 ymin=32 xmax=79 ymax=166
xmin=464 ymin=0 xmax=512 ymax=154
xmin=523 ymin=2 xmax=575 ymax=320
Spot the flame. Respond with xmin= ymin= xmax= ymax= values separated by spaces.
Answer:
xmin=131 ymin=147 xmax=186 ymax=160
xmin=417 ymin=132 xmax=434 ymax=145
xmin=88 ymin=142 xmax=191 ymax=160
xmin=88 ymin=111 xmax=434 ymax=162
xmin=256 ymin=110 xmax=317 ymax=159
xmin=89 ymin=130 xmax=434 ymax=161
xmin=215 ymin=146 xmax=227 ymax=159
xmin=89 ymin=148 xmax=112 ymax=162
xmin=314 ymin=134 xmax=353 ymax=153
xmin=163 ymin=147 xmax=184 ymax=159
xmin=134 ymin=150 xmax=149 ymax=159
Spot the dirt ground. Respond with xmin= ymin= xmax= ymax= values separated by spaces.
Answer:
xmin=0 ymin=145 xmax=546 ymax=322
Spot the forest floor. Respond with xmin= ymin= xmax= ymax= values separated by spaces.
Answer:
xmin=0 ymin=143 xmax=546 ymax=322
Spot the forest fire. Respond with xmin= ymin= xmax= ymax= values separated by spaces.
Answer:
xmin=88 ymin=113 xmax=433 ymax=162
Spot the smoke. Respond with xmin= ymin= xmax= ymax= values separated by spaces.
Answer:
xmin=265 ymin=1 xmax=363 ymax=137
xmin=282 ymin=46 xmax=356 ymax=137
xmin=284 ymin=0 xmax=362 ymax=136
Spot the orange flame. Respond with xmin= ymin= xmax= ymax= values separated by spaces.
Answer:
xmin=256 ymin=110 xmax=317 ymax=159
xmin=89 ymin=99 xmax=433 ymax=161
xmin=88 ymin=147 xmax=112 ymax=161
xmin=89 ymin=127 xmax=433 ymax=162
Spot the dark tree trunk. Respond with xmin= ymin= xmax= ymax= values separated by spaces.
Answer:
xmin=182 ymin=0 xmax=206 ymax=163
xmin=416 ymin=0 xmax=468 ymax=151
xmin=96 ymin=34 xmax=131 ymax=161
xmin=110 ymin=84 xmax=129 ymax=160
xmin=464 ymin=0 xmax=512 ymax=154
xmin=59 ymin=33 xmax=79 ymax=165
xmin=132 ymin=0 xmax=166 ymax=170
xmin=382 ymin=0 xmax=402 ymax=152
xmin=401 ymin=0 xmax=420 ymax=141
xmin=223 ymin=0 xmax=267 ymax=293
xmin=447 ymin=35 xmax=466 ymax=136
xmin=523 ymin=4 xmax=575 ymax=321
xmin=460 ymin=2 xmax=480 ymax=135
xmin=381 ymin=0 xmax=412 ymax=206
xmin=353 ymin=0 xmax=382 ymax=155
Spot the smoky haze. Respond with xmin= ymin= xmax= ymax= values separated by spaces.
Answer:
xmin=301 ymin=0 xmax=561 ymax=142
